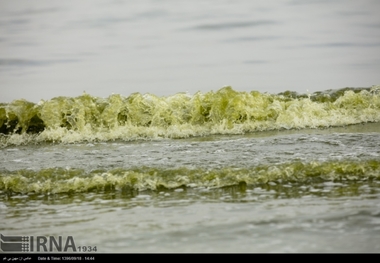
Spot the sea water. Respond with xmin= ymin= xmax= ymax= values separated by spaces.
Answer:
xmin=1 ymin=0 xmax=380 ymax=102
xmin=1 ymin=0 xmax=380 ymax=253
xmin=1 ymin=87 xmax=380 ymax=252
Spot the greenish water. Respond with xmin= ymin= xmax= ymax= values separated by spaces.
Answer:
xmin=1 ymin=88 xmax=380 ymax=252
xmin=2 ymin=0 xmax=380 ymax=253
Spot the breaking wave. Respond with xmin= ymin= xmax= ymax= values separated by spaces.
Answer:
xmin=1 ymin=86 xmax=380 ymax=146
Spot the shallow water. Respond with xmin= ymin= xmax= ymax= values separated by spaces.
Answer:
xmin=1 ymin=122 xmax=380 ymax=252
xmin=3 ymin=184 xmax=380 ymax=253
xmin=1 ymin=0 xmax=380 ymax=253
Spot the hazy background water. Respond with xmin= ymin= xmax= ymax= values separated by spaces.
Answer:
xmin=1 ymin=0 xmax=380 ymax=103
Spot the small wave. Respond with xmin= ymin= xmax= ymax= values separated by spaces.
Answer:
xmin=1 ymin=160 xmax=379 ymax=194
